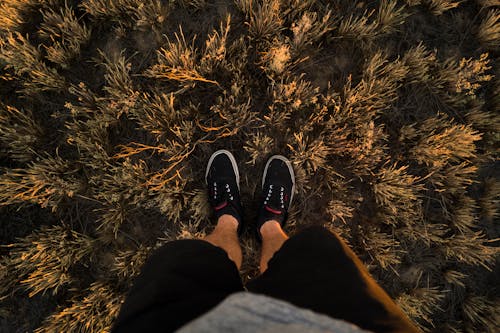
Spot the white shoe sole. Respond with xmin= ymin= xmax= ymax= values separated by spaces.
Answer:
xmin=262 ymin=155 xmax=295 ymax=209
xmin=205 ymin=149 xmax=240 ymax=191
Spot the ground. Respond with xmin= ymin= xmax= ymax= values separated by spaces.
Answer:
xmin=0 ymin=0 xmax=498 ymax=332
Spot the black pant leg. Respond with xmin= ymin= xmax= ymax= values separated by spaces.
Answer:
xmin=246 ymin=225 xmax=420 ymax=333
xmin=112 ymin=239 xmax=244 ymax=333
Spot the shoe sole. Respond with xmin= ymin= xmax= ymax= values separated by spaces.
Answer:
xmin=262 ymin=155 xmax=295 ymax=209
xmin=205 ymin=149 xmax=240 ymax=191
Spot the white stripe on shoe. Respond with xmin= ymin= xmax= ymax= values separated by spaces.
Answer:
xmin=262 ymin=155 xmax=295 ymax=209
xmin=205 ymin=149 xmax=240 ymax=191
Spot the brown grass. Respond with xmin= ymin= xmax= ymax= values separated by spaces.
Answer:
xmin=0 ymin=0 xmax=498 ymax=332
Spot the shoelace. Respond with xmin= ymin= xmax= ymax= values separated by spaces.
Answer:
xmin=212 ymin=182 xmax=234 ymax=211
xmin=213 ymin=182 xmax=235 ymax=200
xmin=263 ymin=184 xmax=286 ymax=209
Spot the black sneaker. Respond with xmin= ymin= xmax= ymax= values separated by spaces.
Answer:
xmin=256 ymin=155 xmax=295 ymax=240
xmin=205 ymin=150 xmax=244 ymax=235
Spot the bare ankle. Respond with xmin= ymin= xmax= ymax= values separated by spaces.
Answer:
xmin=259 ymin=222 xmax=288 ymax=273
xmin=203 ymin=217 xmax=242 ymax=269
xmin=217 ymin=214 xmax=238 ymax=230
xmin=260 ymin=220 xmax=286 ymax=238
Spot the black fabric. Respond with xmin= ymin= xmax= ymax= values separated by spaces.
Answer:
xmin=112 ymin=240 xmax=244 ymax=333
xmin=247 ymin=226 xmax=420 ymax=333
xmin=112 ymin=226 xmax=420 ymax=333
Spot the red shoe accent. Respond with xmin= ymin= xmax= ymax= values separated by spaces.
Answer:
xmin=265 ymin=206 xmax=282 ymax=214
xmin=214 ymin=202 xmax=228 ymax=211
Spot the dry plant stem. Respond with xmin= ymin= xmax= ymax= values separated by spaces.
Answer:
xmin=203 ymin=215 xmax=242 ymax=270
xmin=260 ymin=221 xmax=289 ymax=273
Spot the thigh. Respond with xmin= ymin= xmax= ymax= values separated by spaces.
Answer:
xmin=112 ymin=239 xmax=244 ymax=333
xmin=246 ymin=225 xmax=420 ymax=333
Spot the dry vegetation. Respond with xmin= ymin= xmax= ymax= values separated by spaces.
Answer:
xmin=0 ymin=0 xmax=498 ymax=332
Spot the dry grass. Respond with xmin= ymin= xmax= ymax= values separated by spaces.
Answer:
xmin=0 ymin=0 xmax=498 ymax=332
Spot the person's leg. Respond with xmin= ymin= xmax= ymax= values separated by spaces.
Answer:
xmin=113 ymin=150 xmax=246 ymax=332
xmin=259 ymin=220 xmax=287 ymax=272
xmin=249 ymin=154 xmax=419 ymax=332
xmin=203 ymin=149 xmax=245 ymax=269
xmin=247 ymin=224 xmax=421 ymax=333
xmin=112 ymin=217 xmax=245 ymax=333
xmin=113 ymin=216 xmax=244 ymax=332
xmin=203 ymin=214 xmax=242 ymax=269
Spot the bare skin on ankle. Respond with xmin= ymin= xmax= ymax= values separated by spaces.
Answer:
xmin=259 ymin=220 xmax=288 ymax=273
xmin=203 ymin=214 xmax=242 ymax=270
